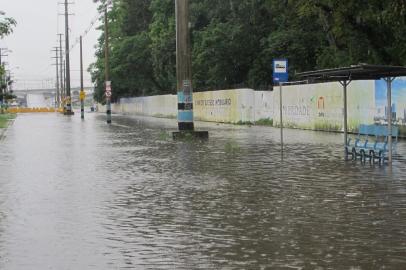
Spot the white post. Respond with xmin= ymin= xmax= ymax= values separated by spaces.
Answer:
xmin=279 ymin=83 xmax=283 ymax=149
xmin=386 ymin=78 xmax=393 ymax=164
xmin=343 ymin=81 xmax=348 ymax=160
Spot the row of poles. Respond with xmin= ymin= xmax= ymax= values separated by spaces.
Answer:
xmin=51 ymin=0 xmax=201 ymax=136
xmin=101 ymin=0 xmax=194 ymax=129
xmin=52 ymin=0 xmax=84 ymax=118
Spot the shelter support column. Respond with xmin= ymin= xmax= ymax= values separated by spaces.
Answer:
xmin=279 ymin=83 xmax=283 ymax=150
xmin=340 ymin=80 xmax=351 ymax=160
xmin=385 ymin=77 xmax=394 ymax=164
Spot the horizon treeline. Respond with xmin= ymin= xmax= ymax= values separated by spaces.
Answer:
xmin=90 ymin=0 xmax=406 ymax=102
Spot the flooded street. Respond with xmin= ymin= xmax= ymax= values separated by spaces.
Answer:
xmin=0 ymin=113 xmax=405 ymax=269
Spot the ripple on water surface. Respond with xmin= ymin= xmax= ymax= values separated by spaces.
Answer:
xmin=0 ymin=113 xmax=405 ymax=269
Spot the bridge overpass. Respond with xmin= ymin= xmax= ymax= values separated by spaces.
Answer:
xmin=11 ymin=87 xmax=94 ymax=107
xmin=13 ymin=87 xmax=94 ymax=97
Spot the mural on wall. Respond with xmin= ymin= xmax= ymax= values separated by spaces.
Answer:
xmin=274 ymin=81 xmax=375 ymax=132
xmin=375 ymin=78 xmax=406 ymax=127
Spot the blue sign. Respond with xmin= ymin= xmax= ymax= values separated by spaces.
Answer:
xmin=273 ymin=59 xmax=288 ymax=84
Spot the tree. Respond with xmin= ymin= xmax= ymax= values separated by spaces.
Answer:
xmin=90 ymin=0 xmax=406 ymax=102
xmin=0 ymin=11 xmax=16 ymax=39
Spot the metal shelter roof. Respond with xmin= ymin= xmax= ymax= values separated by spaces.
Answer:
xmin=297 ymin=64 xmax=406 ymax=82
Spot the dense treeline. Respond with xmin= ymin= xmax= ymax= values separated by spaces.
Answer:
xmin=90 ymin=0 xmax=406 ymax=102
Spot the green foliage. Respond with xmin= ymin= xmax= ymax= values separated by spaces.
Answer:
xmin=255 ymin=118 xmax=273 ymax=126
xmin=236 ymin=120 xmax=253 ymax=126
xmin=91 ymin=0 xmax=406 ymax=102
xmin=0 ymin=11 xmax=16 ymax=38
xmin=0 ymin=113 xmax=16 ymax=128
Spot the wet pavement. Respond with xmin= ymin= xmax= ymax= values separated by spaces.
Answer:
xmin=0 ymin=113 xmax=405 ymax=269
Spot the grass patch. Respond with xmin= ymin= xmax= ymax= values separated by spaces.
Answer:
xmin=236 ymin=118 xmax=274 ymax=127
xmin=314 ymin=122 xmax=341 ymax=132
xmin=158 ymin=130 xmax=172 ymax=141
xmin=0 ymin=113 xmax=16 ymax=128
xmin=255 ymin=118 xmax=273 ymax=126
xmin=236 ymin=120 xmax=254 ymax=126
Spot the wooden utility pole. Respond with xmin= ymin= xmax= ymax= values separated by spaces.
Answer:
xmin=64 ymin=0 xmax=73 ymax=115
xmin=104 ymin=7 xmax=112 ymax=124
xmin=80 ymin=36 xmax=85 ymax=119
xmin=176 ymin=0 xmax=193 ymax=131
xmin=52 ymin=47 xmax=60 ymax=107
xmin=58 ymin=34 xmax=65 ymax=106
xmin=173 ymin=0 xmax=208 ymax=139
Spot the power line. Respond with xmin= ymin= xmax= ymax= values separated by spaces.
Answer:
xmin=67 ymin=0 xmax=113 ymax=54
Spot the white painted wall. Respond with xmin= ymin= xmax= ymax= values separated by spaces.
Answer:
xmin=26 ymin=94 xmax=52 ymax=108
xmin=96 ymin=80 xmax=406 ymax=136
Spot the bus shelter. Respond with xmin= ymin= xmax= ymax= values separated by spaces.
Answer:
xmin=296 ymin=64 xmax=406 ymax=164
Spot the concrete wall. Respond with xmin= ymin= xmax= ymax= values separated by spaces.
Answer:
xmin=99 ymin=89 xmax=266 ymax=124
xmin=119 ymin=95 xmax=177 ymax=118
xmin=254 ymin=90 xmax=274 ymax=122
xmin=193 ymin=89 xmax=255 ymax=123
xmin=273 ymin=81 xmax=375 ymax=132
xmin=97 ymin=78 xmax=406 ymax=136
xmin=26 ymin=94 xmax=53 ymax=108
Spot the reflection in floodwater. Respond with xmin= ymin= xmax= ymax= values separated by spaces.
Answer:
xmin=0 ymin=113 xmax=405 ymax=269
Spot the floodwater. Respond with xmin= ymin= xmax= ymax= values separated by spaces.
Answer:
xmin=0 ymin=113 xmax=405 ymax=270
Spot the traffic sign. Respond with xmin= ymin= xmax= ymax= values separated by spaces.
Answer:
xmin=273 ymin=59 xmax=289 ymax=83
xmin=79 ymin=91 xmax=86 ymax=101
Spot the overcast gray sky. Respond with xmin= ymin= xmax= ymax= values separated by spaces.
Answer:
xmin=0 ymin=0 xmax=100 ymax=90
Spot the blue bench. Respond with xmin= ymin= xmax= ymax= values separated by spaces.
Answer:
xmin=346 ymin=124 xmax=399 ymax=162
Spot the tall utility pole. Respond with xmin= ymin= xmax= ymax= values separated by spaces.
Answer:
xmin=58 ymin=34 xmax=65 ymax=107
xmin=80 ymin=36 xmax=85 ymax=119
xmin=175 ymin=0 xmax=194 ymax=131
xmin=173 ymin=0 xmax=208 ymax=139
xmin=64 ymin=0 xmax=73 ymax=115
xmin=104 ymin=7 xmax=112 ymax=124
xmin=52 ymin=47 xmax=60 ymax=108
xmin=63 ymin=59 xmax=66 ymax=100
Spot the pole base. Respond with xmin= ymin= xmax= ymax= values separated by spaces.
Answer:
xmin=172 ymin=130 xmax=209 ymax=140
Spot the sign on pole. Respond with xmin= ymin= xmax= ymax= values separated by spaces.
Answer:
xmin=273 ymin=59 xmax=288 ymax=84
xmin=79 ymin=91 xmax=86 ymax=101
xmin=105 ymin=81 xmax=112 ymax=98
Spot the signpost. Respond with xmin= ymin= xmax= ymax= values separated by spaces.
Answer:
xmin=273 ymin=59 xmax=289 ymax=152
xmin=105 ymin=80 xmax=112 ymax=124
xmin=80 ymin=36 xmax=85 ymax=119
xmin=105 ymin=81 xmax=112 ymax=98
xmin=273 ymin=59 xmax=289 ymax=84
xmin=79 ymin=91 xmax=86 ymax=101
